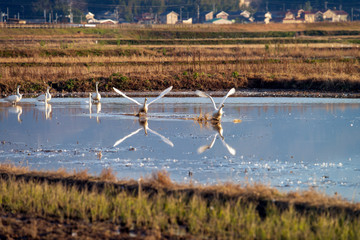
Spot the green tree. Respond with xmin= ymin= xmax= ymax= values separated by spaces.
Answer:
xmin=304 ymin=1 xmax=312 ymax=11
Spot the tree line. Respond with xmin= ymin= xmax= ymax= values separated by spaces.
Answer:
xmin=0 ymin=0 xmax=357 ymax=23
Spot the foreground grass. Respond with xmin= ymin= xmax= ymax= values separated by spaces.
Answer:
xmin=0 ymin=165 xmax=359 ymax=239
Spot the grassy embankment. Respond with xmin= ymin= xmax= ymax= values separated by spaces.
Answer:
xmin=0 ymin=164 xmax=359 ymax=239
xmin=0 ymin=22 xmax=359 ymax=96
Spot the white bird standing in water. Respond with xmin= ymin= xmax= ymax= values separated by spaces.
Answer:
xmin=195 ymin=88 xmax=235 ymax=121
xmin=113 ymin=86 xmax=173 ymax=116
xmin=37 ymin=86 xmax=51 ymax=103
xmin=5 ymin=85 xmax=22 ymax=105
xmin=91 ymin=82 xmax=101 ymax=103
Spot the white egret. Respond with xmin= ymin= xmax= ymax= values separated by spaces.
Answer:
xmin=37 ymin=86 xmax=51 ymax=103
xmin=91 ymin=82 xmax=101 ymax=102
xmin=197 ymin=122 xmax=236 ymax=156
xmin=113 ymin=86 xmax=173 ymax=116
xmin=195 ymin=88 xmax=235 ymax=121
xmin=5 ymin=85 xmax=22 ymax=105
xmin=113 ymin=117 xmax=174 ymax=147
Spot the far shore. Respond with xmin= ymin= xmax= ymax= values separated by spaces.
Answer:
xmin=2 ymin=89 xmax=360 ymax=99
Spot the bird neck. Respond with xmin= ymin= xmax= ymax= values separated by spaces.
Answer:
xmin=96 ymin=84 xmax=98 ymax=93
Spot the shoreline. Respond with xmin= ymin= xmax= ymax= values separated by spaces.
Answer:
xmin=2 ymin=89 xmax=360 ymax=99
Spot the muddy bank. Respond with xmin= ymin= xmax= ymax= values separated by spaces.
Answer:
xmin=2 ymin=89 xmax=360 ymax=99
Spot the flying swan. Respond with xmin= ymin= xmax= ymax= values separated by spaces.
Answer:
xmin=195 ymin=88 xmax=235 ymax=121
xmin=113 ymin=86 xmax=173 ymax=115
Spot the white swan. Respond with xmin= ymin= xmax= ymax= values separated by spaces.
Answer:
xmin=197 ymin=122 xmax=236 ymax=156
xmin=37 ymin=86 xmax=51 ymax=103
xmin=91 ymin=82 xmax=101 ymax=102
xmin=195 ymin=88 xmax=235 ymax=121
xmin=113 ymin=86 xmax=173 ymax=115
xmin=113 ymin=117 xmax=174 ymax=147
xmin=5 ymin=85 xmax=22 ymax=105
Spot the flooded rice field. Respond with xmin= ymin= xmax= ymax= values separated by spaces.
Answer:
xmin=1 ymin=96 xmax=360 ymax=202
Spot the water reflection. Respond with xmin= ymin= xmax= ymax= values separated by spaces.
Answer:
xmin=87 ymin=98 xmax=101 ymax=123
xmin=36 ymin=102 xmax=52 ymax=120
xmin=113 ymin=117 xmax=174 ymax=147
xmin=197 ymin=122 xmax=236 ymax=156
xmin=8 ymin=105 xmax=22 ymax=123
xmin=94 ymin=102 xmax=101 ymax=124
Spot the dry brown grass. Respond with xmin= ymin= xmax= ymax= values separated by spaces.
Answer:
xmin=1 ymin=44 xmax=359 ymax=94
xmin=1 ymin=163 xmax=359 ymax=212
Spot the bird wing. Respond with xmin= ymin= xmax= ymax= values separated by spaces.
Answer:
xmin=147 ymin=127 xmax=174 ymax=147
xmin=221 ymin=139 xmax=236 ymax=156
xmin=218 ymin=88 xmax=235 ymax=109
xmin=37 ymin=94 xmax=46 ymax=101
xmin=147 ymin=86 xmax=173 ymax=106
xmin=113 ymin=128 xmax=142 ymax=147
xmin=195 ymin=90 xmax=218 ymax=110
xmin=113 ymin=88 xmax=142 ymax=106
xmin=5 ymin=95 xmax=18 ymax=103
xmin=197 ymin=134 xmax=217 ymax=154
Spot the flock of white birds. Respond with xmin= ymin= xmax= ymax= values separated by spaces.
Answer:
xmin=3 ymin=82 xmax=235 ymax=121
xmin=3 ymin=82 xmax=237 ymax=155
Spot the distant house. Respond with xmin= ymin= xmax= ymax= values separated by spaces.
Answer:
xmin=304 ymin=11 xmax=323 ymax=23
xmin=282 ymin=10 xmax=304 ymax=23
xmin=270 ymin=11 xmax=287 ymax=22
xmin=240 ymin=10 xmax=251 ymax=19
xmin=199 ymin=11 xmax=213 ymax=23
xmin=7 ymin=18 xmax=26 ymax=24
xmin=215 ymin=11 xmax=229 ymax=20
xmin=136 ymin=13 xmax=157 ymax=24
xmin=323 ymin=9 xmax=348 ymax=22
xmin=160 ymin=11 xmax=179 ymax=24
xmin=182 ymin=18 xmax=193 ymax=24
xmin=205 ymin=18 xmax=233 ymax=24
xmin=86 ymin=12 xmax=118 ymax=24
xmin=228 ymin=11 xmax=252 ymax=23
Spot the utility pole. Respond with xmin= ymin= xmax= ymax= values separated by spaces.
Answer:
xmin=351 ymin=8 xmax=353 ymax=21
xmin=324 ymin=1 xmax=328 ymax=10
xmin=197 ymin=4 xmax=200 ymax=23
xmin=180 ymin=6 xmax=183 ymax=22
xmin=266 ymin=1 xmax=269 ymax=11
xmin=44 ymin=9 xmax=46 ymax=23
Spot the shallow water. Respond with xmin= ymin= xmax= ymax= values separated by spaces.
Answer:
xmin=1 ymin=96 xmax=360 ymax=202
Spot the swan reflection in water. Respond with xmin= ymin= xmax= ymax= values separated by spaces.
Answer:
xmin=93 ymin=102 xmax=101 ymax=123
xmin=36 ymin=102 xmax=52 ymax=120
xmin=8 ymin=105 xmax=22 ymax=123
xmin=113 ymin=117 xmax=174 ymax=147
xmin=197 ymin=122 xmax=236 ymax=156
xmin=86 ymin=94 xmax=101 ymax=123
